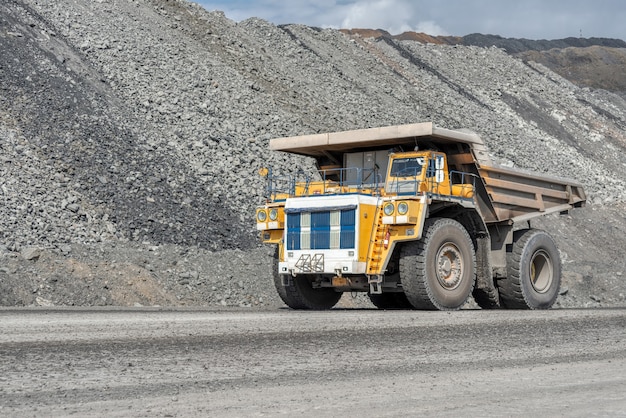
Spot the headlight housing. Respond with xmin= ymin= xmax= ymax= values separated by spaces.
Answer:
xmin=257 ymin=209 xmax=267 ymax=222
xmin=397 ymin=202 xmax=409 ymax=215
xmin=383 ymin=203 xmax=394 ymax=216
xmin=268 ymin=208 xmax=278 ymax=221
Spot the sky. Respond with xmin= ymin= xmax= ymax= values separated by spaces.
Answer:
xmin=196 ymin=0 xmax=626 ymax=41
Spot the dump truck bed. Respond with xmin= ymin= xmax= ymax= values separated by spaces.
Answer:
xmin=270 ymin=122 xmax=586 ymax=224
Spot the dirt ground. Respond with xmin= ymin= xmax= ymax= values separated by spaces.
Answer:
xmin=1 ymin=308 xmax=625 ymax=416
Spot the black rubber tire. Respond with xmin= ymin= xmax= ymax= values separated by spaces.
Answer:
xmin=399 ymin=218 xmax=475 ymax=310
xmin=368 ymin=292 xmax=414 ymax=310
xmin=272 ymin=248 xmax=342 ymax=310
xmin=498 ymin=229 xmax=561 ymax=310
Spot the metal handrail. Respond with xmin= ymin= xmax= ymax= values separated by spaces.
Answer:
xmin=449 ymin=170 xmax=479 ymax=188
xmin=265 ymin=167 xmax=383 ymax=198
xmin=265 ymin=167 xmax=478 ymax=199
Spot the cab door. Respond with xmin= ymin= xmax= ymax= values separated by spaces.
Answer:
xmin=425 ymin=153 xmax=451 ymax=195
xmin=385 ymin=153 xmax=427 ymax=195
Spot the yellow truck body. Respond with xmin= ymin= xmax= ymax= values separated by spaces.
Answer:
xmin=256 ymin=122 xmax=585 ymax=310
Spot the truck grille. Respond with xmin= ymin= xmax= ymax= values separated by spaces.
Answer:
xmin=286 ymin=208 xmax=355 ymax=250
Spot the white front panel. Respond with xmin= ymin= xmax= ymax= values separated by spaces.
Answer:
xmin=281 ymin=195 xmax=379 ymax=275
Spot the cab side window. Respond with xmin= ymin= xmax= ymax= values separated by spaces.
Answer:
xmin=426 ymin=158 xmax=436 ymax=178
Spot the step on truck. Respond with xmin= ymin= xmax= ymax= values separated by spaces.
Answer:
xmin=255 ymin=122 xmax=586 ymax=310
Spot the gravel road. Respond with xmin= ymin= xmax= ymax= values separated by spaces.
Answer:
xmin=1 ymin=308 xmax=625 ymax=417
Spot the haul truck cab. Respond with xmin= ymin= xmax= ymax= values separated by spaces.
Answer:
xmin=256 ymin=122 xmax=586 ymax=310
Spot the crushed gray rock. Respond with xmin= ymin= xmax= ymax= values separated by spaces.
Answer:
xmin=20 ymin=247 xmax=41 ymax=261
xmin=0 ymin=0 xmax=625 ymax=308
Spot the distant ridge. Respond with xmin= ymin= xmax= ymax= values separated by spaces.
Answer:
xmin=339 ymin=29 xmax=626 ymax=52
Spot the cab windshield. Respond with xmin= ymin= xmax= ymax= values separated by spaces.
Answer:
xmin=389 ymin=157 xmax=424 ymax=178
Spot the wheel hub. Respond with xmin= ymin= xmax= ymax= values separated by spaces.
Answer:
xmin=436 ymin=243 xmax=463 ymax=290
xmin=530 ymin=250 xmax=553 ymax=293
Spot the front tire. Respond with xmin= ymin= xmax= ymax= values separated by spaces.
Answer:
xmin=399 ymin=218 xmax=476 ymax=310
xmin=498 ymin=229 xmax=561 ymax=309
xmin=272 ymin=248 xmax=342 ymax=310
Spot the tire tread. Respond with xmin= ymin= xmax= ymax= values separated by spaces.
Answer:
xmin=498 ymin=229 xmax=560 ymax=310
xmin=400 ymin=218 xmax=475 ymax=310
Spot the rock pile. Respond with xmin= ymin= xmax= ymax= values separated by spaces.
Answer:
xmin=0 ymin=0 xmax=625 ymax=307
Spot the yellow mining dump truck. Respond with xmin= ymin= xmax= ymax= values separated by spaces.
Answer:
xmin=255 ymin=122 xmax=586 ymax=310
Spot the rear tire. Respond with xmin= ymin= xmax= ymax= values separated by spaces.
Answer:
xmin=399 ymin=218 xmax=475 ymax=310
xmin=368 ymin=292 xmax=414 ymax=309
xmin=272 ymin=248 xmax=342 ymax=310
xmin=498 ymin=229 xmax=561 ymax=309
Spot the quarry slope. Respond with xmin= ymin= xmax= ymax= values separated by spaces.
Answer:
xmin=1 ymin=0 xmax=625 ymax=308
xmin=343 ymin=29 xmax=626 ymax=97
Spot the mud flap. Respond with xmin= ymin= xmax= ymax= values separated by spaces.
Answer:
xmin=472 ymin=234 xmax=500 ymax=308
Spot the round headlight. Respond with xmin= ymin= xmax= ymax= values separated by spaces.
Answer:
xmin=257 ymin=210 xmax=267 ymax=222
xmin=269 ymin=208 xmax=278 ymax=221
xmin=383 ymin=203 xmax=394 ymax=216
xmin=397 ymin=202 xmax=409 ymax=215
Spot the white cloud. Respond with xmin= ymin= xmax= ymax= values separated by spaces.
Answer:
xmin=338 ymin=0 xmax=448 ymax=35
xmin=341 ymin=0 xmax=409 ymax=32
xmin=414 ymin=21 xmax=449 ymax=36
